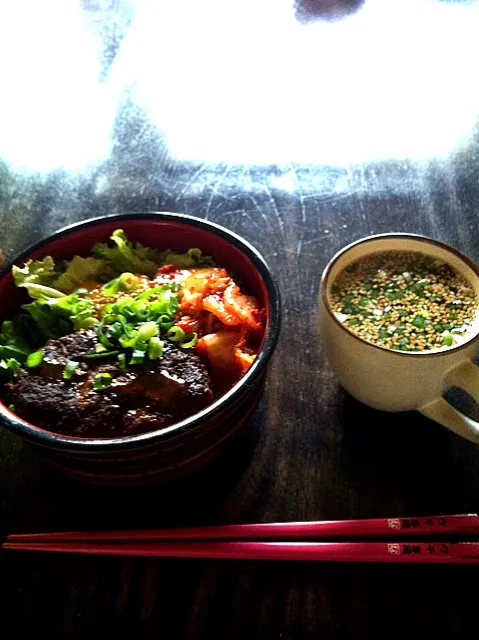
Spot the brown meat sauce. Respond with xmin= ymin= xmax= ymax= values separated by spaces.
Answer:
xmin=7 ymin=329 xmax=213 ymax=438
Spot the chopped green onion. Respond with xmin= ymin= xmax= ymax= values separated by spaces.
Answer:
xmin=442 ymin=335 xmax=454 ymax=347
xmin=434 ymin=324 xmax=444 ymax=333
xmin=63 ymin=360 xmax=79 ymax=379
xmin=85 ymin=350 xmax=119 ymax=360
xmin=133 ymin=339 xmax=148 ymax=352
xmin=27 ymin=351 xmax=43 ymax=368
xmin=118 ymin=315 xmax=134 ymax=338
xmin=97 ymin=320 xmax=114 ymax=348
xmin=138 ymin=321 xmax=158 ymax=341
xmin=117 ymin=352 xmax=127 ymax=372
xmin=132 ymin=299 xmax=150 ymax=320
xmin=167 ymin=326 xmax=185 ymax=342
xmin=93 ymin=372 xmax=113 ymax=391
xmin=121 ymin=307 xmax=138 ymax=322
xmin=130 ymin=349 xmax=146 ymax=365
xmin=157 ymin=314 xmax=175 ymax=329
xmin=7 ymin=404 xmax=15 ymax=412
xmin=136 ymin=286 xmax=167 ymax=300
xmin=148 ymin=337 xmax=164 ymax=360
xmin=113 ymin=296 xmax=135 ymax=312
xmin=55 ymin=296 xmax=93 ymax=317
xmin=119 ymin=272 xmax=139 ymax=291
xmin=102 ymin=278 xmax=121 ymax=296
xmin=180 ymin=333 xmax=198 ymax=349
xmin=413 ymin=286 xmax=426 ymax=297
xmin=0 ymin=358 xmax=21 ymax=374
xmin=119 ymin=333 xmax=137 ymax=349
xmin=71 ymin=310 xmax=97 ymax=330
xmin=412 ymin=315 xmax=426 ymax=329
xmin=170 ymin=281 xmax=181 ymax=294
xmin=106 ymin=322 xmax=123 ymax=341
xmin=348 ymin=318 xmax=361 ymax=327
xmin=385 ymin=292 xmax=399 ymax=301
xmin=95 ymin=343 xmax=108 ymax=353
xmin=147 ymin=288 xmax=179 ymax=318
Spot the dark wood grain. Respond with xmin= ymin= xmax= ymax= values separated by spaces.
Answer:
xmin=2 ymin=1 xmax=479 ymax=637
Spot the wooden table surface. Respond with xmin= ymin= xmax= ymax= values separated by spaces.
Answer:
xmin=1 ymin=1 xmax=479 ymax=637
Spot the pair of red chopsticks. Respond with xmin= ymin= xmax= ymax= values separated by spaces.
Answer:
xmin=3 ymin=514 xmax=479 ymax=564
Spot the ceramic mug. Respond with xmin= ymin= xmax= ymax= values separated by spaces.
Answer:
xmin=319 ymin=233 xmax=479 ymax=443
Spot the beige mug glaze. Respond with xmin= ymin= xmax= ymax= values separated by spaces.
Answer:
xmin=318 ymin=233 xmax=479 ymax=443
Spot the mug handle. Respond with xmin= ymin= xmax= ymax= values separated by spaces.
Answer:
xmin=419 ymin=360 xmax=479 ymax=443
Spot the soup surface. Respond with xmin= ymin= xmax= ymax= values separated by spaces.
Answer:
xmin=329 ymin=250 xmax=478 ymax=352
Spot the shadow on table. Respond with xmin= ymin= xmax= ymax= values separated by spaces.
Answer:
xmin=336 ymin=391 xmax=479 ymax=515
xmin=1 ymin=404 xmax=265 ymax=538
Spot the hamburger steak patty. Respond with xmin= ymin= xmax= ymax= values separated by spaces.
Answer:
xmin=7 ymin=329 xmax=214 ymax=438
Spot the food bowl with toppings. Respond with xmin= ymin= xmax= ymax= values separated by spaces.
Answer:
xmin=319 ymin=233 xmax=479 ymax=443
xmin=0 ymin=213 xmax=280 ymax=484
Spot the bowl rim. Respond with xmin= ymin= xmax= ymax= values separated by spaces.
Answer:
xmin=0 ymin=212 xmax=281 ymax=452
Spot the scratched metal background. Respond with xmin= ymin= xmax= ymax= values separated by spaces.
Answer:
xmin=1 ymin=1 xmax=479 ymax=637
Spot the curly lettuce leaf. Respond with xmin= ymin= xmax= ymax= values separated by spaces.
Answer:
xmin=12 ymin=256 xmax=59 ymax=288
xmin=0 ymin=292 xmax=97 ymax=374
xmin=53 ymin=293 xmax=98 ymax=330
xmin=54 ymin=256 xmax=106 ymax=293
xmin=22 ymin=300 xmax=72 ymax=341
xmin=0 ymin=319 xmax=32 ymax=359
xmin=13 ymin=231 xmax=214 ymax=303
xmin=92 ymin=230 xmax=214 ymax=276
xmin=0 ymin=357 xmax=21 ymax=377
xmin=14 ymin=255 xmax=107 ymax=296
xmin=159 ymin=247 xmax=214 ymax=268
xmin=23 ymin=292 xmax=98 ymax=340
xmin=1 ymin=230 xmax=214 ymax=374
xmin=17 ymin=283 xmax=66 ymax=301
xmin=93 ymin=230 xmax=161 ymax=277
xmin=12 ymin=255 xmax=67 ymax=300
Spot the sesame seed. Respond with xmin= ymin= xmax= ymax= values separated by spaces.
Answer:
xmin=330 ymin=251 xmax=478 ymax=352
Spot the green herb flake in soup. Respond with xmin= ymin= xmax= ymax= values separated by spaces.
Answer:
xmin=329 ymin=251 xmax=479 ymax=352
